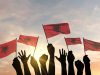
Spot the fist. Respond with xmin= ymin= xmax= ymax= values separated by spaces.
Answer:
xmin=47 ymin=44 xmax=55 ymax=56
xmin=83 ymin=55 xmax=90 ymax=63
xmin=39 ymin=54 xmax=48 ymax=64
xmin=75 ymin=60 xmax=84 ymax=71
xmin=67 ymin=51 xmax=75 ymax=63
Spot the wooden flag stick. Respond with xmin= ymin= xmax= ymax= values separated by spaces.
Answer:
xmin=33 ymin=36 xmax=39 ymax=56
xmin=64 ymin=37 xmax=69 ymax=52
xmin=42 ymin=24 xmax=49 ymax=44
xmin=16 ymin=38 xmax=17 ymax=57
xmin=83 ymin=38 xmax=86 ymax=55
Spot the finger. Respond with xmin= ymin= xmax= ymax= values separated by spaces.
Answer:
xmin=59 ymin=49 xmax=61 ymax=56
xmin=21 ymin=50 xmax=24 ymax=56
xmin=62 ymin=48 xmax=63 ymax=55
xmin=18 ymin=52 xmax=22 ymax=57
xmin=24 ymin=50 xmax=26 ymax=56
xmin=27 ymin=54 xmax=31 ymax=60
xmin=18 ymin=56 xmax=21 ymax=59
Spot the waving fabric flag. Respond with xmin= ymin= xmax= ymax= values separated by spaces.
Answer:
xmin=43 ymin=23 xmax=70 ymax=38
xmin=65 ymin=38 xmax=81 ymax=45
xmin=17 ymin=35 xmax=38 ymax=47
xmin=83 ymin=38 xmax=100 ymax=51
xmin=0 ymin=39 xmax=16 ymax=58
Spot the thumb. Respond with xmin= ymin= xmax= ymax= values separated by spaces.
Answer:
xmin=27 ymin=54 xmax=31 ymax=60
xmin=55 ymin=56 xmax=59 ymax=61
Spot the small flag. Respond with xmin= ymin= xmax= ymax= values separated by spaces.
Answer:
xmin=0 ymin=39 xmax=16 ymax=58
xmin=43 ymin=23 xmax=70 ymax=38
xmin=65 ymin=38 xmax=81 ymax=45
xmin=83 ymin=38 xmax=100 ymax=51
xmin=17 ymin=35 xmax=38 ymax=47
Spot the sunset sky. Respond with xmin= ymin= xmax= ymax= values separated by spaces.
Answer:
xmin=0 ymin=0 xmax=100 ymax=75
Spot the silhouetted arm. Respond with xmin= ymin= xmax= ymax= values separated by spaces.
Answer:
xmin=83 ymin=55 xmax=91 ymax=75
xmin=18 ymin=50 xmax=31 ymax=75
xmin=47 ymin=44 xmax=55 ymax=75
xmin=12 ymin=57 xmax=23 ymax=75
xmin=39 ymin=54 xmax=48 ymax=75
xmin=55 ymin=49 xmax=67 ymax=75
xmin=67 ymin=51 xmax=75 ymax=75
xmin=30 ymin=56 xmax=41 ymax=75
xmin=75 ymin=60 xmax=84 ymax=75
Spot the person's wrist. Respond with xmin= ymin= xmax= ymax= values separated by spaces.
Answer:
xmin=50 ymin=54 xmax=54 ymax=57
xmin=23 ymin=62 xmax=27 ymax=65
xmin=68 ymin=61 xmax=74 ymax=64
xmin=61 ymin=62 xmax=66 ymax=66
xmin=40 ymin=62 xmax=46 ymax=65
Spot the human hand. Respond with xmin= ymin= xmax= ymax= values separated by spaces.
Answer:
xmin=67 ymin=51 xmax=75 ymax=63
xmin=12 ymin=57 xmax=21 ymax=71
xmin=30 ymin=56 xmax=38 ymax=69
xmin=75 ymin=60 xmax=84 ymax=71
xmin=39 ymin=54 xmax=48 ymax=65
xmin=83 ymin=55 xmax=90 ymax=64
xmin=55 ymin=49 xmax=67 ymax=64
xmin=47 ymin=44 xmax=55 ymax=56
xmin=18 ymin=50 xmax=31 ymax=63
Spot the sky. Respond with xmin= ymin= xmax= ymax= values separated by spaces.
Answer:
xmin=0 ymin=0 xmax=100 ymax=75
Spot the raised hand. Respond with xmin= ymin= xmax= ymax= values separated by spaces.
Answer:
xmin=39 ymin=54 xmax=48 ymax=75
xmin=83 ymin=55 xmax=91 ymax=75
xmin=18 ymin=50 xmax=31 ymax=63
xmin=55 ymin=49 xmax=67 ymax=64
xmin=18 ymin=50 xmax=31 ymax=75
xmin=47 ymin=43 xmax=55 ymax=75
xmin=30 ymin=56 xmax=38 ymax=69
xmin=67 ymin=51 xmax=75 ymax=63
xmin=67 ymin=51 xmax=75 ymax=75
xmin=75 ymin=60 xmax=84 ymax=71
xmin=47 ymin=44 xmax=55 ymax=56
xmin=39 ymin=54 xmax=48 ymax=64
xmin=30 ymin=56 xmax=41 ymax=75
xmin=55 ymin=49 xmax=67 ymax=75
xmin=12 ymin=57 xmax=23 ymax=75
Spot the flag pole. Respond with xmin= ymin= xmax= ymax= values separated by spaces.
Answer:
xmin=64 ymin=37 xmax=69 ymax=52
xmin=42 ymin=24 xmax=49 ymax=44
xmin=16 ymin=38 xmax=17 ymax=57
xmin=33 ymin=36 xmax=39 ymax=56
xmin=83 ymin=38 xmax=86 ymax=55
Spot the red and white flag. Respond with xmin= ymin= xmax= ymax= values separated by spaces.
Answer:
xmin=83 ymin=38 xmax=100 ymax=51
xmin=65 ymin=38 xmax=81 ymax=45
xmin=43 ymin=23 xmax=70 ymax=38
xmin=17 ymin=35 xmax=38 ymax=47
xmin=0 ymin=39 xmax=16 ymax=58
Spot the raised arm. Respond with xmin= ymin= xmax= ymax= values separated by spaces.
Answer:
xmin=18 ymin=50 xmax=31 ymax=75
xmin=12 ymin=57 xmax=23 ymax=75
xmin=75 ymin=60 xmax=84 ymax=75
xmin=30 ymin=56 xmax=41 ymax=75
xmin=67 ymin=51 xmax=75 ymax=75
xmin=55 ymin=49 xmax=67 ymax=75
xmin=39 ymin=54 xmax=48 ymax=75
xmin=83 ymin=55 xmax=91 ymax=75
xmin=47 ymin=44 xmax=55 ymax=75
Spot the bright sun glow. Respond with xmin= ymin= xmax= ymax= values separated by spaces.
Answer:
xmin=34 ymin=55 xmax=40 ymax=61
